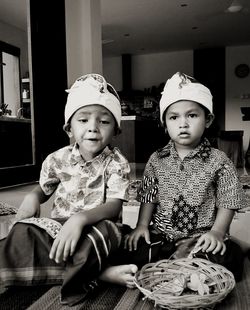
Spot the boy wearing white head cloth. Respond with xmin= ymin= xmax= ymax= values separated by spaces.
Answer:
xmin=0 ymin=74 xmax=137 ymax=305
xmin=124 ymin=72 xmax=246 ymax=282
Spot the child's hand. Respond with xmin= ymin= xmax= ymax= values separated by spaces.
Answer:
xmin=195 ymin=230 xmax=226 ymax=255
xmin=16 ymin=194 xmax=41 ymax=220
xmin=124 ymin=224 xmax=150 ymax=251
xmin=49 ymin=213 xmax=85 ymax=263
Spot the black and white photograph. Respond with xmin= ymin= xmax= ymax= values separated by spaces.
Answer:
xmin=0 ymin=1 xmax=250 ymax=309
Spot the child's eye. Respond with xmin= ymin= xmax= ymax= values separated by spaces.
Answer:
xmin=78 ymin=118 xmax=88 ymax=123
xmin=100 ymin=120 xmax=110 ymax=124
xmin=188 ymin=113 xmax=198 ymax=118
xmin=169 ymin=115 xmax=177 ymax=120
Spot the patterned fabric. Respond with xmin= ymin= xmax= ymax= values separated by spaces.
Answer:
xmin=40 ymin=143 xmax=130 ymax=218
xmin=171 ymin=195 xmax=198 ymax=235
xmin=0 ymin=202 xmax=17 ymax=215
xmin=19 ymin=217 xmax=62 ymax=239
xmin=139 ymin=138 xmax=247 ymax=241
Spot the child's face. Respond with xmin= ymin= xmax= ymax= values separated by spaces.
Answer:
xmin=164 ymin=100 xmax=213 ymax=150
xmin=68 ymin=104 xmax=116 ymax=161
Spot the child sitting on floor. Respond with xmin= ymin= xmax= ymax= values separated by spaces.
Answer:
xmin=0 ymin=73 xmax=137 ymax=306
xmin=123 ymin=72 xmax=246 ymax=282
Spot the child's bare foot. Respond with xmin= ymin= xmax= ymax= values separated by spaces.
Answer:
xmin=99 ymin=264 xmax=138 ymax=288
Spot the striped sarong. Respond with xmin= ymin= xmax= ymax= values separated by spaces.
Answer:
xmin=0 ymin=218 xmax=121 ymax=306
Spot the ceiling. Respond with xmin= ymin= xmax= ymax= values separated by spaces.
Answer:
xmin=101 ymin=0 xmax=250 ymax=56
xmin=0 ymin=0 xmax=250 ymax=57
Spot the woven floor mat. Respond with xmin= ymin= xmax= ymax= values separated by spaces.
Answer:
xmin=1 ymin=259 xmax=250 ymax=310
xmin=27 ymin=286 xmax=82 ymax=310
xmin=27 ymin=284 xmax=128 ymax=310
xmin=216 ymin=258 xmax=250 ymax=310
xmin=113 ymin=287 xmax=141 ymax=310
xmin=0 ymin=285 xmax=52 ymax=310
xmin=113 ymin=288 xmax=154 ymax=310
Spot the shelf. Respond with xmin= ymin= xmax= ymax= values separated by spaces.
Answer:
xmin=22 ymin=98 xmax=31 ymax=103
xmin=0 ymin=116 xmax=31 ymax=123
xmin=122 ymin=115 xmax=139 ymax=120
xmin=21 ymin=78 xmax=30 ymax=102
xmin=22 ymin=78 xmax=30 ymax=83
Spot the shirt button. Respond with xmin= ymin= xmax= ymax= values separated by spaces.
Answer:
xmin=180 ymin=163 xmax=184 ymax=171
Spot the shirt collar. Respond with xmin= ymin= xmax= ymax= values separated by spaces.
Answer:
xmin=158 ymin=137 xmax=212 ymax=161
xmin=69 ymin=143 xmax=112 ymax=166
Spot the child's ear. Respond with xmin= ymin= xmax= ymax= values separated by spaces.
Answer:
xmin=114 ymin=126 xmax=121 ymax=137
xmin=205 ymin=113 xmax=215 ymax=128
xmin=63 ymin=124 xmax=73 ymax=138
xmin=163 ymin=123 xmax=169 ymax=135
xmin=67 ymin=131 xmax=73 ymax=138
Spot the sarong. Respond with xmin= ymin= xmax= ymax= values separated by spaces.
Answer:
xmin=0 ymin=218 xmax=121 ymax=306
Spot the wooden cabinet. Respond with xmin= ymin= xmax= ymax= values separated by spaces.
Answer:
xmin=0 ymin=117 xmax=33 ymax=168
xmin=217 ymin=130 xmax=244 ymax=168
xmin=112 ymin=116 xmax=167 ymax=177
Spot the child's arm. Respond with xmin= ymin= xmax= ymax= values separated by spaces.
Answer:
xmin=195 ymin=157 xmax=246 ymax=255
xmin=195 ymin=207 xmax=235 ymax=255
xmin=16 ymin=185 xmax=50 ymax=220
xmin=49 ymin=198 xmax=122 ymax=263
xmin=124 ymin=202 xmax=155 ymax=251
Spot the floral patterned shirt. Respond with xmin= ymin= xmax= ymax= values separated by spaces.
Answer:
xmin=139 ymin=138 xmax=246 ymax=241
xmin=40 ymin=144 xmax=130 ymax=218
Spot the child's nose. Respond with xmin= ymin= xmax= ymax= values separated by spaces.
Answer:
xmin=179 ymin=117 xmax=188 ymax=127
xmin=88 ymin=119 xmax=98 ymax=131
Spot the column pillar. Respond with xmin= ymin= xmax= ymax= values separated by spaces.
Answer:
xmin=65 ymin=0 xmax=102 ymax=86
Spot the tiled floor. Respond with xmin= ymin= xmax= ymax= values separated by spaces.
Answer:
xmin=0 ymin=183 xmax=38 ymax=207
xmin=0 ymin=182 xmax=53 ymax=217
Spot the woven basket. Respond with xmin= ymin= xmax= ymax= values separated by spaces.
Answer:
xmin=134 ymin=258 xmax=235 ymax=309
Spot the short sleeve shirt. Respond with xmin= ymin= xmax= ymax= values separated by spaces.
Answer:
xmin=139 ymin=138 xmax=246 ymax=241
xmin=40 ymin=144 xmax=130 ymax=218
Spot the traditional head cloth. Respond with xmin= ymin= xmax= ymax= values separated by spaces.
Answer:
xmin=159 ymin=72 xmax=213 ymax=123
xmin=64 ymin=73 xmax=121 ymax=128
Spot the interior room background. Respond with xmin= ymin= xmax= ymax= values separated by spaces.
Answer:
xmin=0 ymin=0 xmax=250 ymax=187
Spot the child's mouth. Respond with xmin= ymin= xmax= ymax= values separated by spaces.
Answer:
xmin=179 ymin=132 xmax=189 ymax=136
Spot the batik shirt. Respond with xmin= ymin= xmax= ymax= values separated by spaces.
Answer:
xmin=39 ymin=143 xmax=130 ymax=218
xmin=139 ymin=138 xmax=246 ymax=241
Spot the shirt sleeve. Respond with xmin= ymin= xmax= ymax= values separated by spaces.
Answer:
xmin=39 ymin=153 xmax=60 ymax=196
xmin=105 ymin=148 xmax=131 ymax=201
xmin=215 ymin=159 xmax=247 ymax=210
xmin=138 ymin=153 xmax=159 ymax=203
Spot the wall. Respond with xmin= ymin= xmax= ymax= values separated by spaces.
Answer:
xmin=226 ymin=45 xmax=250 ymax=152
xmin=0 ymin=21 xmax=28 ymax=76
xmin=103 ymin=50 xmax=193 ymax=91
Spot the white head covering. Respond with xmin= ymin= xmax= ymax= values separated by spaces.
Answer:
xmin=64 ymin=73 xmax=121 ymax=128
xmin=159 ymin=72 xmax=213 ymax=124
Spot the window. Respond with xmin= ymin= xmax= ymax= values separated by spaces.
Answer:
xmin=0 ymin=41 xmax=21 ymax=117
